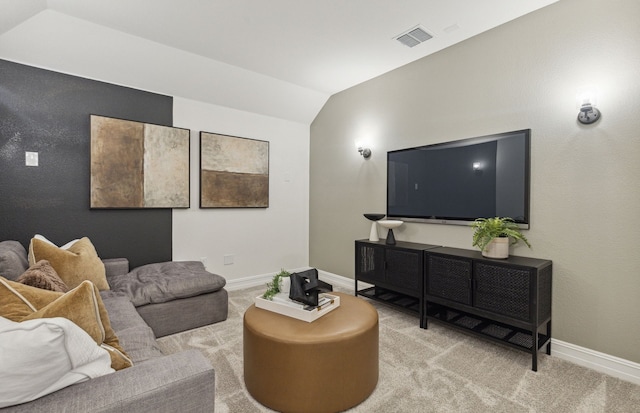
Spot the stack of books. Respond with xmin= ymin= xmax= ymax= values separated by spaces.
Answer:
xmin=254 ymin=293 xmax=340 ymax=322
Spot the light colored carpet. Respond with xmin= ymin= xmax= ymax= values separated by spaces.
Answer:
xmin=157 ymin=286 xmax=639 ymax=412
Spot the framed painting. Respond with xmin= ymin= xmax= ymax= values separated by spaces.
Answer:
xmin=199 ymin=132 xmax=269 ymax=208
xmin=90 ymin=115 xmax=190 ymax=208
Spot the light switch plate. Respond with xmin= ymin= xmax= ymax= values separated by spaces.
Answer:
xmin=25 ymin=152 xmax=39 ymax=166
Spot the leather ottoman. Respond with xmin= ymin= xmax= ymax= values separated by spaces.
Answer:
xmin=243 ymin=292 xmax=378 ymax=413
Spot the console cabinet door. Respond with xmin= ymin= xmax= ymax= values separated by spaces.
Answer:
xmin=473 ymin=262 xmax=531 ymax=321
xmin=385 ymin=248 xmax=422 ymax=296
xmin=426 ymin=254 xmax=472 ymax=305
xmin=356 ymin=243 xmax=385 ymax=284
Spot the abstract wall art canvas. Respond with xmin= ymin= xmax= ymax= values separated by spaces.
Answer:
xmin=90 ymin=115 xmax=190 ymax=208
xmin=200 ymin=132 xmax=269 ymax=208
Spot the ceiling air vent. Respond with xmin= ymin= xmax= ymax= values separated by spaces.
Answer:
xmin=395 ymin=26 xmax=433 ymax=48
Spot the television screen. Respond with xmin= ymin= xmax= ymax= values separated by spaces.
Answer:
xmin=387 ymin=129 xmax=530 ymax=227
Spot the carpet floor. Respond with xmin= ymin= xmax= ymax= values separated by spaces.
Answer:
xmin=157 ymin=286 xmax=639 ymax=412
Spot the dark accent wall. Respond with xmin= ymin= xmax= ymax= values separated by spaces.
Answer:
xmin=0 ymin=59 xmax=173 ymax=268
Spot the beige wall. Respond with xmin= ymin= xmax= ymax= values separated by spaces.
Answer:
xmin=310 ymin=0 xmax=640 ymax=363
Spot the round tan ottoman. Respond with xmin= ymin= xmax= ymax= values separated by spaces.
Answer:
xmin=243 ymin=292 xmax=378 ymax=413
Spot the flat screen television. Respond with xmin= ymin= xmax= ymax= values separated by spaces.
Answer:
xmin=387 ymin=129 xmax=530 ymax=228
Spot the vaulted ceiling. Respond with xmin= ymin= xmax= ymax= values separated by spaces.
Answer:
xmin=1 ymin=0 xmax=558 ymax=123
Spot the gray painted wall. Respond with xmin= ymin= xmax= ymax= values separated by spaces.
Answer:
xmin=310 ymin=0 xmax=640 ymax=363
xmin=0 ymin=60 xmax=173 ymax=269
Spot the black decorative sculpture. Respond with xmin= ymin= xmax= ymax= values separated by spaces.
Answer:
xmin=289 ymin=268 xmax=333 ymax=307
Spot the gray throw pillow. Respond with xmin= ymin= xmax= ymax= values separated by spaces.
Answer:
xmin=0 ymin=241 xmax=29 ymax=281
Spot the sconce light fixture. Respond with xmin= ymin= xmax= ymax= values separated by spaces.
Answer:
xmin=472 ymin=162 xmax=481 ymax=171
xmin=358 ymin=147 xmax=371 ymax=159
xmin=577 ymin=88 xmax=601 ymax=125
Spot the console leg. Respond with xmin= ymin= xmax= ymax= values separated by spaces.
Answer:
xmin=532 ymin=327 xmax=539 ymax=372
xmin=546 ymin=320 xmax=552 ymax=355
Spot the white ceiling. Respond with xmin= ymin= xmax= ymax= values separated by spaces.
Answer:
xmin=0 ymin=0 xmax=558 ymax=123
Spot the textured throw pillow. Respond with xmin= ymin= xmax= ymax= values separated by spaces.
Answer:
xmin=16 ymin=260 xmax=69 ymax=293
xmin=28 ymin=236 xmax=109 ymax=291
xmin=0 ymin=276 xmax=132 ymax=371
xmin=0 ymin=316 xmax=114 ymax=408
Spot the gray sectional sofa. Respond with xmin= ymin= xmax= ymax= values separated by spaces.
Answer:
xmin=104 ymin=258 xmax=229 ymax=338
xmin=0 ymin=240 xmax=228 ymax=412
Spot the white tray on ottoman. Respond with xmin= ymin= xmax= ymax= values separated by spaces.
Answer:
xmin=254 ymin=293 xmax=340 ymax=322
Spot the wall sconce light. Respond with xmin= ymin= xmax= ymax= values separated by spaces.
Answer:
xmin=576 ymin=88 xmax=601 ymax=125
xmin=358 ymin=147 xmax=372 ymax=159
xmin=472 ymin=162 xmax=481 ymax=171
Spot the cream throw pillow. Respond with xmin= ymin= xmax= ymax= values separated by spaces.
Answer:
xmin=0 ymin=316 xmax=114 ymax=408
xmin=28 ymin=235 xmax=109 ymax=291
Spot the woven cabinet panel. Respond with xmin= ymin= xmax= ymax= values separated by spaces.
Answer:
xmin=427 ymin=255 xmax=472 ymax=305
xmin=474 ymin=262 xmax=530 ymax=321
xmin=357 ymin=244 xmax=385 ymax=283
xmin=386 ymin=249 xmax=421 ymax=292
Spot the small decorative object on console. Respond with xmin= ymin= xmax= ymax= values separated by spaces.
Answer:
xmin=471 ymin=217 xmax=530 ymax=259
xmin=377 ymin=220 xmax=403 ymax=245
xmin=363 ymin=213 xmax=385 ymax=241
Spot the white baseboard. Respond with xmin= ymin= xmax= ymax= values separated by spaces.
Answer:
xmin=225 ymin=267 xmax=316 ymax=291
xmin=551 ymin=339 xmax=640 ymax=385
xmin=225 ymin=268 xmax=356 ymax=292
xmin=316 ymin=269 xmax=356 ymax=290
xmin=224 ymin=273 xmax=270 ymax=291
xmin=226 ymin=268 xmax=640 ymax=385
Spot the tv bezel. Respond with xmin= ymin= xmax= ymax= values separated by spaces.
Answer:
xmin=386 ymin=129 xmax=531 ymax=229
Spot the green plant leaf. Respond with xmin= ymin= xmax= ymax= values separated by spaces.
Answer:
xmin=471 ymin=217 xmax=531 ymax=252
xmin=262 ymin=268 xmax=291 ymax=300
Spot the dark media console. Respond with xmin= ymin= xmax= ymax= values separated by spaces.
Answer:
xmin=355 ymin=239 xmax=552 ymax=371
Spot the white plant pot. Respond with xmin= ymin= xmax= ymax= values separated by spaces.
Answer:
xmin=279 ymin=277 xmax=291 ymax=295
xmin=482 ymin=237 xmax=510 ymax=259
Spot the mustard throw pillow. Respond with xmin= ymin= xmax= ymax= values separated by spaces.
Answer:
xmin=0 ymin=277 xmax=131 ymax=370
xmin=29 ymin=237 xmax=109 ymax=291
xmin=0 ymin=276 xmax=62 ymax=320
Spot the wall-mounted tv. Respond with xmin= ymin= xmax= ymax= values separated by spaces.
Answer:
xmin=387 ymin=129 xmax=530 ymax=228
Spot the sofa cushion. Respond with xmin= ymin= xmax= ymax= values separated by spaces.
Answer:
xmin=0 ymin=240 xmax=29 ymax=281
xmin=0 ymin=277 xmax=132 ymax=370
xmin=108 ymin=261 xmax=226 ymax=307
xmin=28 ymin=235 xmax=109 ymax=291
xmin=100 ymin=291 xmax=164 ymax=364
xmin=16 ymin=260 xmax=69 ymax=293
xmin=0 ymin=316 xmax=114 ymax=408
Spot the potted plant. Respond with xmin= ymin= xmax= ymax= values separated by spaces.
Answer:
xmin=471 ymin=217 xmax=531 ymax=259
xmin=262 ymin=269 xmax=291 ymax=300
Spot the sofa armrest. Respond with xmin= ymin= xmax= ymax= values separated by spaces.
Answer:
xmin=102 ymin=258 xmax=129 ymax=278
xmin=1 ymin=350 xmax=215 ymax=413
